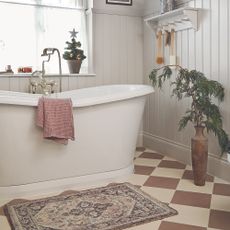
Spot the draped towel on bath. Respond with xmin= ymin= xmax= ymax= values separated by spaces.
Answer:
xmin=36 ymin=97 xmax=75 ymax=144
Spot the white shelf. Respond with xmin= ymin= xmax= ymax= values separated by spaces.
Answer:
xmin=144 ymin=7 xmax=199 ymax=32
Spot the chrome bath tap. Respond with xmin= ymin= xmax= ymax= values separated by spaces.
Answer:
xmin=29 ymin=48 xmax=62 ymax=95
xmin=41 ymin=48 xmax=62 ymax=92
xmin=30 ymin=70 xmax=57 ymax=95
xmin=41 ymin=48 xmax=62 ymax=76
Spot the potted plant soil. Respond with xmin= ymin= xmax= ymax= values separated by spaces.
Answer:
xmin=149 ymin=65 xmax=229 ymax=186
xmin=63 ymin=28 xmax=86 ymax=74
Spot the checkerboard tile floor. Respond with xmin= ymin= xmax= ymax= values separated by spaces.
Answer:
xmin=131 ymin=147 xmax=230 ymax=230
xmin=0 ymin=147 xmax=230 ymax=230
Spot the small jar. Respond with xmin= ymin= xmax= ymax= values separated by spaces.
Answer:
xmin=167 ymin=0 xmax=175 ymax=11
xmin=160 ymin=0 xmax=168 ymax=14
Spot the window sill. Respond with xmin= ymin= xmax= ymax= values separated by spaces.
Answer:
xmin=0 ymin=73 xmax=96 ymax=78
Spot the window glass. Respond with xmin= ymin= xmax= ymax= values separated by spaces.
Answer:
xmin=0 ymin=1 xmax=87 ymax=74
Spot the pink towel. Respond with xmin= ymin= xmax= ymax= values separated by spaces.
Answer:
xmin=36 ymin=97 xmax=75 ymax=144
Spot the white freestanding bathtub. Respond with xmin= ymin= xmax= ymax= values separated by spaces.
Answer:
xmin=0 ymin=84 xmax=153 ymax=198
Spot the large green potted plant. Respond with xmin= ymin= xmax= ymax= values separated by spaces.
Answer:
xmin=63 ymin=29 xmax=86 ymax=74
xmin=149 ymin=65 xmax=229 ymax=186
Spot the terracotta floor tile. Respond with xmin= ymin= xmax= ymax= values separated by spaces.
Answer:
xmin=213 ymin=183 xmax=230 ymax=196
xmin=158 ymin=160 xmax=186 ymax=169
xmin=209 ymin=209 xmax=230 ymax=230
xmin=143 ymin=176 xmax=179 ymax=189
xmin=134 ymin=165 xmax=155 ymax=175
xmin=139 ymin=151 xmax=164 ymax=159
xmin=159 ymin=221 xmax=207 ymax=230
xmin=182 ymin=170 xmax=214 ymax=182
xmin=171 ymin=190 xmax=212 ymax=208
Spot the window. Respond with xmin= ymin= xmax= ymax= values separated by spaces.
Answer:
xmin=0 ymin=0 xmax=88 ymax=74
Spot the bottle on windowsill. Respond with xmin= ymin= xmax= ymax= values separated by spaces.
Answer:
xmin=5 ymin=65 xmax=13 ymax=73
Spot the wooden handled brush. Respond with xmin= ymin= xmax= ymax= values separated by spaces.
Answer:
xmin=156 ymin=30 xmax=164 ymax=65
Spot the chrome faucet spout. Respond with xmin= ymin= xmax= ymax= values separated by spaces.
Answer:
xmin=41 ymin=48 xmax=62 ymax=75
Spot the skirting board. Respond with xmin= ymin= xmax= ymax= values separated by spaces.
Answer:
xmin=136 ymin=133 xmax=143 ymax=147
xmin=143 ymin=132 xmax=230 ymax=183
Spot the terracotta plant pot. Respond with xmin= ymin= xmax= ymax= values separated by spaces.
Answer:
xmin=67 ymin=59 xmax=82 ymax=74
xmin=191 ymin=126 xmax=208 ymax=186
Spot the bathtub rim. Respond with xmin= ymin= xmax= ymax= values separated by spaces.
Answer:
xmin=0 ymin=84 xmax=154 ymax=107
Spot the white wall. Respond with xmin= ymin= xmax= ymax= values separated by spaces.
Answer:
xmin=143 ymin=0 xmax=230 ymax=181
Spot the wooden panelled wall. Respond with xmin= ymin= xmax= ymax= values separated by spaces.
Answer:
xmin=0 ymin=13 xmax=143 ymax=92
xmin=143 ymin=0 xmax=230 ymax=181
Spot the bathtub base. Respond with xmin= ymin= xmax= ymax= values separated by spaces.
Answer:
xmin=0 ymin=164 xmax=133 ymax=199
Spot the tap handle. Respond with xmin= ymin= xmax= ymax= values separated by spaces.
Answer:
xmin=32 ymin=70 xmax=43 ymax=79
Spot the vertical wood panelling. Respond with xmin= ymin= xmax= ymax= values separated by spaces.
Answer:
xmin=135 ymin=17 xmax=143 ymax=84
xmin=94 ymin=13 xmax=104 ymax=86
xmin=120 ymin=16 xmax=128 ymax=84
xmin=9 ymin=78 xmax=20 ymax=92
xmin=111 ymin=15 xmax=121 ymax=84
xmin=203 ymin=0 xmax=211 ymax=77
xmin=103 ymin=14 xmax=112 ymax=85
xmin=143 ymin=25 xmax=155 ymax=134
xmin=127 ymin=17 xmax=137 ymax=84
xmin=19 ymin=78 xmax=30 ymax=92
xmin=211 ymin=0 xmax=219 ymax=81
xmin=144 ymin=0 xmax=230 ymax=159
xmin=195 ymin=0 xmax=203 ymax=71
xmin=0 ymin=78 xmax=10 ymax=91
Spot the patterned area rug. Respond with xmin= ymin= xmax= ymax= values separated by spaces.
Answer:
xmin=4 ymin=183 xmax=177 ymax=230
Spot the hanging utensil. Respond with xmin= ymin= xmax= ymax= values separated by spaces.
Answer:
xmin=156 ymin=30 xmax=164 ymax=65
xmin=169 ymin=29 xmax=176 ymax=66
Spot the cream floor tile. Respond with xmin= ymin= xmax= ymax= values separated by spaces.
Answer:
xmin=145 ymin=148 xmax=158 ymax=153
xmin=141 ymin=186 xmax=176 ymax=203
xmin=128 ymin=220 xmax=161 ymax=229
xmin=162 ymin=156 xmax=177 ymax=161
xmin=185 ymin=164 xmax=193 ymax=170
xmin=166 ymin=204 xmax=210 ymax=227
xmin=0 ymin=199 xmax=10 ymax=207
xmin=135 ymin=151 xmax=142 ymax=158
xmin=134 ymin=158 xmax=161 ymax=167
xmin=116 ymin=174 xmax=149 ymax=186
xmin=210 ymin=194 xmax=230 ymax=212
xmin=0 ymin=216 xmax=10 ymax=230
xmin=207 ymin=228 xmax=221 ymax=230
xmin=177 ymin=179 xmax=214 ymax=194
xmin=151 ymin=167 xmax=184 ymax=179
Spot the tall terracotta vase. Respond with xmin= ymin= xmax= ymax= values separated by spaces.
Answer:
xmin=67 ymin=59 xmax=82 ymax=74
xmin=191 ymin=126 xmax=208 ymax=186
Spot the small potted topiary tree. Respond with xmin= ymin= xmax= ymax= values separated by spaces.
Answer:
xmin=63 ymin=28 xmax=86 ymax=74
xmin=149 ymin=65 xmax=229 ymax=186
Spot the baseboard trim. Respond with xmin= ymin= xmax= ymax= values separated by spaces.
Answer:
xmin=136 ymin=132 xmax=143 ymax=147
xmin=143 ymin=132 xmax=230 ymax=183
